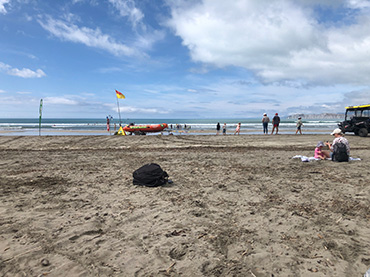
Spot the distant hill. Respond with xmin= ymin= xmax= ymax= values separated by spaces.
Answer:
xmin=287 ymin=113 xmax=344 ymax=119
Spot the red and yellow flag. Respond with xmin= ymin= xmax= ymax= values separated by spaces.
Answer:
xmin=115 ymin=90 xmax=125 ymax=99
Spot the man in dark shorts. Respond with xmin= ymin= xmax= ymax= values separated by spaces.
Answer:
xmin=271 ymin=113 xmax=280 ymax=135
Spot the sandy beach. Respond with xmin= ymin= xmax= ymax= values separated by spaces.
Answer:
xmin=0 ymin=134 xmax=369 ymax=276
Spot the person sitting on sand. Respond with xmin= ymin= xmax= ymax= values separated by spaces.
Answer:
xmin=314 ymin=141 xmax=330 ymax=160
xmin=234 ymin=122 xmax=241 ymax=135
xmin=325 ymin=128 xmax=350 ymax=159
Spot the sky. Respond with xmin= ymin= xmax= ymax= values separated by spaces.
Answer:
xmin=0 ymin=0 xmax=370 ymax=119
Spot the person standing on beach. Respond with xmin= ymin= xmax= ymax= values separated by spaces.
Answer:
xmin=262 ymin=113 xmax=270 ymax=134
xmin=234 ymin=122 xmax=241 ymax=135
xmin=216 ymin=122 xmax=221 ymax=135
xmin=271 ymin=113 xmax=280 ymax=135
xmin=106 ymin=116 xmax=110 ymax=132
xmin=295 ymin=117 xmax=303 ymax=134
xmin=222 ymin=123 xmax=227 ymax=135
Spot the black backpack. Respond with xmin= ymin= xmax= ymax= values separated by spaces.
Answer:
xmin=332 ymin=142 xmax=349 ymax=162
xmin=133 ymin=163 xmax=169 ymax=187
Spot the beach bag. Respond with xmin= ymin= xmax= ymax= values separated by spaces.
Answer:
xmin=133 ymin=163 xmax=168 ymax=187
xmin=332 ymin=142 xmax=349 ymax=162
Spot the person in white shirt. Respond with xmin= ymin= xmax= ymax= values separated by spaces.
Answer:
xmin=262 ymin=113 xmax=270 ymax=134
xmin=325 ymin=128 xmax=350 ymax=156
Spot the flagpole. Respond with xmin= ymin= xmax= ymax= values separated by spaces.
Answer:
xmin=39 ymin=99 xmax=43 ymax=136
xmin=116 ymin=96 xmax=122 ymax=126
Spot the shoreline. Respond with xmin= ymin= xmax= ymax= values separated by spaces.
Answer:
xmin=0 ymin=128 xmax=332 ymax=136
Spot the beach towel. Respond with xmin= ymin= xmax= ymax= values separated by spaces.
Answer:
xmin=364 ymin=267 xmax=370 ymax=277
xmin=292 ymin=155 xmax=361 ymax=162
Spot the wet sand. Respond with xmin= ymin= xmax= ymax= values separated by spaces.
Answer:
xmin=0 ymin=128 xmax=330 ymax=136
xmin=0 ymin=134 xmax=369 ymax=276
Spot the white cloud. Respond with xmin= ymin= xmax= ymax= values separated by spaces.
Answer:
xmin=38 ymin=17 xmax=139 ymax=57
xmin=0 ymin=62 xmax=9 ymax=70
xmin=167 ymin=0 xmax=370 ymax=86
xmin=16 ymin=91 xmax=32 ymax=95
xmin=44 ymin=97 xmax=79 ymax=105
xmin=0 ymin=62 xmax=46 ymax=78
xmin=119 ymin=106 xmax=169 ymax=114
xmin=342 ymin=89 xmax=370 ymax=104
xmin=97 ymin=67 xmax=122 ymax=73
xmin=294 ymin=0 xmax=344 ymax=7
xmin=0 ymin=89 xmax=6 ymax=93
xmin=347 ymin=0 xmax=370 ymax=9
xmin=143 ymin=89 xmax=160 ymax=94
xmin=108 ymin=0 xmax=144 ymax=28
xmin=8 ymin=67 xmax=46 ymax=78
xmin=168 ymin=1 xmax=320 ymax=65
xmin=107 ymin=0 xmax=164 ymax=51
xmin=0 ymin=0 xmax=10 ymax=14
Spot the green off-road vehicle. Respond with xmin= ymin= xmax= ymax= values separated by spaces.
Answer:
xmin=338 ymin=104 xmax=370 ymax=137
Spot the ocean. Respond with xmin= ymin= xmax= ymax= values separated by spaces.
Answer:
xmin=0 ymin=118 xmax=342 ymax=136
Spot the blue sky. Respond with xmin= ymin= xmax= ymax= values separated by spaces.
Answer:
xmin=0 ymin=0 xmax=369 ymax=119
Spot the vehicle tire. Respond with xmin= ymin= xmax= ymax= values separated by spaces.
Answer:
xmin=358 ymin=128 xmax=368 ymax=137
xmin=354 ymin=130 xmax=359 ymax=136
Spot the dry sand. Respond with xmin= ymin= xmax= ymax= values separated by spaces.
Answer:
xmin=0 ymin=134 xmax=369 ymax=276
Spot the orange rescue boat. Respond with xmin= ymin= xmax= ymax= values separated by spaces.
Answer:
xmin=122 ymin=123 xmax=168 ymax=134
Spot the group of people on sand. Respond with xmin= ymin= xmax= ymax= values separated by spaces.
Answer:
xmin=216 ymin=122 xmax=241 ymax=135
xmin=170 ymin=124 xmax=191 ymax=130
xmin=314 ymin=128 xmax=350 ymax=161
xmin=216 ymin=113 xmax=301 ymax=135
xmin=216 ymin=120 xmax=351 ymax=161
xmin=262 ymin=113 xmax=303 ymax=135
xmin=216 ymin=123 xmax=227 ymax=135
xmin=215 ymin=118 xmax=351 ymax=161
xmin=262 ymin=113 xmax=281 ymax=135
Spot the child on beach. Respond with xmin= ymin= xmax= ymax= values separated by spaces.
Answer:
xmin=314 ymin=141 xmax=330 ymax=160
xmin=295 ymin=117 xmax=303 ymax=134
xmin=234 ymin=123 xmax=241 ymax=135
xmin=222 ymin=123 xmax=227 ymax=135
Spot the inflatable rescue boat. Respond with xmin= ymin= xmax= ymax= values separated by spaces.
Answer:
xmin=122 ymin=123 xmax=168 ymax=134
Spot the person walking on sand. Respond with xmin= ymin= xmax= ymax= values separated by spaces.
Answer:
xmin=222 ymin=123 xmax=227 ymax=135
xmin=234 ymin=122 xmax=241 ymax=135
xmin=295 ymin=117 xmax=303 ymax=134
xmin=271 ymin=113 xmax=280 ymax=135
xmin=216 ymin=122 xmax=221 ymax=135
xmin=234 ymin=122 xmax=242 ymax=135
xmin=262 ymin=113 xmax=270 ymax=134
